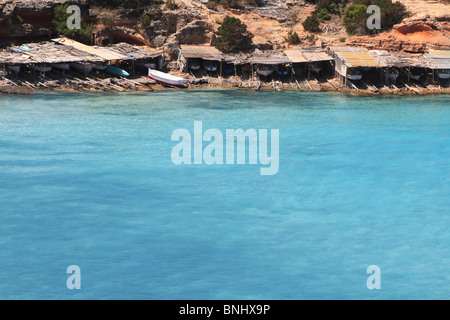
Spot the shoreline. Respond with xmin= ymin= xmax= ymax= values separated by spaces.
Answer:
xmin=1 ymin=75 xmax=449 ymax=96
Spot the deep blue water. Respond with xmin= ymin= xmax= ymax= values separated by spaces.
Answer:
xmin=0 ymin=90 xmax=449 ymax=299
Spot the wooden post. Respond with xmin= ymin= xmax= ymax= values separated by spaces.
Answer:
xmin=385 ymin=67 xmax=389 ymax=85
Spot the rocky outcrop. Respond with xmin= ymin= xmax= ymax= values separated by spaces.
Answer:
xmin=348 ymin=16 xmax=450 ymax=53
xmin=0 ymin=0 xmax=89 ymax=44
xmin=174 ymin=20 xmax=214 ymax=44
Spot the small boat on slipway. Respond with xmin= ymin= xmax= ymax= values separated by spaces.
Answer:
xmin=31 ymin=65 xmax=52 ymax=73
xmin=437 ymin=69 xmax=450 ymax=80
xmin=7 ymin=65 xmax=21 ymax=74
xmin=256 ymin=65 xmax=274 ymax=77
xmin=346 ymin=69 xmax=362 ymax=81
xmin=105 ymin=66 xmax=129 ymax=77
xmin=70 ymin=63 xmax=93 ymax=74
xmin=148 ymin=69 xmax=186 ymax=88
xmin=203 ymin=61 xmax=218 ymax=72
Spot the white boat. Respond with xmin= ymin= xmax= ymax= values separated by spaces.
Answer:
xmin=7 ymin=65 xmax=21 ymax=74
xmin=309 ymin=62 xmax=322 ymax=73
xmin=0 ymin=69 xmax=8 ymax=77
xmin=32 ymin=65 xmax=52 ymax=73
xmin=53 ymin=63 xmax=70 ymax=71
xmin=148 ymin=69 xmax=186 ymax=87
xmin=388 ymin=68 xmax=399 ymax=82
xmin=410 ymin=70 xmax=421 ymax=81
xmin=437 ymin=69 xmax=450 ymax=80
xmin=203 ymin=61 xmax=218 ymax=72
xmin=92 ymin=64 xmax=108 ymax=71
xmin=136 ymin=62 xmax=156 ymax=70
xmin=70 ymin=63 xmax=93 ymax=74
xmin=256 ymin=65 xmax=274 ymax=76
xmin=346 ymin=69 xmax=362 ymax=81
xmin=189 ymin=62 xmax=200 ymax=71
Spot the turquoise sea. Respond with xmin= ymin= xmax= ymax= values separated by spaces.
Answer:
xmin=0 ymin=90 xmax=449 ymax=299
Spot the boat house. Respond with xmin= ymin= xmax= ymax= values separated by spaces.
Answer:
xmin=178 ymin=45 xmax=224 ymax=75
xmin=330 ymin=46 xmax=382 ymax=85
xmin=249 ymin=54 xmax=291 ymax=79
xmin=298 ymin=46 xmax=334 ymax=79
xmin=426 ymin=49 xmax=450 ymax=83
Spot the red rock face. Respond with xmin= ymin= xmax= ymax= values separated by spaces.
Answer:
xmin=348 ymin=16 xmax=450 ymax=53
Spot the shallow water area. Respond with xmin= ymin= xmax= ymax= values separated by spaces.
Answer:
xmin=0 ymin=90 xmax=449 ymax=299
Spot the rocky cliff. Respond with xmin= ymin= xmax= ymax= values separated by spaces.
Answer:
xmin=0 ymin=0 xmax=449 ymax=54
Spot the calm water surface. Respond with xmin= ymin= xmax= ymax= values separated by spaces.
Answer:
xmin=0 ymin=90 xmax=449 ymax=299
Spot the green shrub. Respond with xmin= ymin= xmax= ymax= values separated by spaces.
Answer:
xmin=317 ymin=8 xmax=331 ymax=20
xmin=285 ymin=30 xmax=301 ymax=44
xmin=302 ymin=15 xmax=321 ymax=32
xmin=139 ymin=13 xmax=152 ymax=28
xmin=100 ymin=16 xmax=114 ymax=26
xmin=212 ymin=17 xmax=254 ymax=53
xmin=342 ymin=4 xmax=368 ymax=35
xmin=166 ymin=0 xmax=179 ymax=10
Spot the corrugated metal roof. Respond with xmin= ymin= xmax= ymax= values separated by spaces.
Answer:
xmin=52 ymin=37 xmax=128 ymax=61
xmin=298 ymin=46 xmax=333 ymax=62
xmin=284 ymin=49 xmax=307 ymax=63
xmin=180 ymin=45 xmax=224 ymax=61
xmin=337 ymin=51 xmax=381 ymax=68
xmin=329 ymin=46 xmax=367 ymax=53
xmin=0 ymin=42 xmax=104 ymax=64
xmin=427 ymin=49 xmax=450 ymax=69
xmin=249 ymin=55 xmax=290 ymax=65
xmin=108 ymin=43 xmax=162 ymax=60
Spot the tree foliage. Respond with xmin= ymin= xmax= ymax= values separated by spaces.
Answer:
xmin=302 ymin=14 xmax=321 ymax=32
xmin=342 ymin=0 xmax=407 ymax=35
xmin=212 ymin=17 xmax=254 ymax=53
xmin=285 ymin=30 xmax=301 ymax=44
xmin=342 ymin=4 xmax=367 ymax=35
xmin=53 ymin=4 xmax=93 ymax=44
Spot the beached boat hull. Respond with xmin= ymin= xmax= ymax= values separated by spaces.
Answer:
xmin=203 ymin=61 xmax=218 ymax=72
xmin=148 ymin=69 xmax=186 ymax=88
xmin=189 ymin=65 xmax=200 ymax=71
xmin=106 ymin=66 xmax=130 ymax=77
xmin=438 ymin=73 xmax=450 ymax=80
xmin=388 ymin=74 xmax=399 ymax=82
xmin=136 ymin=63 xmax=156 ymax=70
xmin=257 ymin=69 xmax=274 ymax=76
xmin=70 ymin=63 xmax=93 ymax=74
xmin=309 ymin=63 xmax=322 ymax=73
xmin=53 ymin=63 xmax=70 ymax=71
xmin=410 ymin=75 xmax=421 ymax=81
xmin=92 ymin=64 xmax=108 ymax=71
xmin=32 ymin=66 xmax=52 ymax=73
xmin=7 ymin=65 xmax=21 ymax=74
xmin=347 ymin=74 xmax=362 ymax=81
